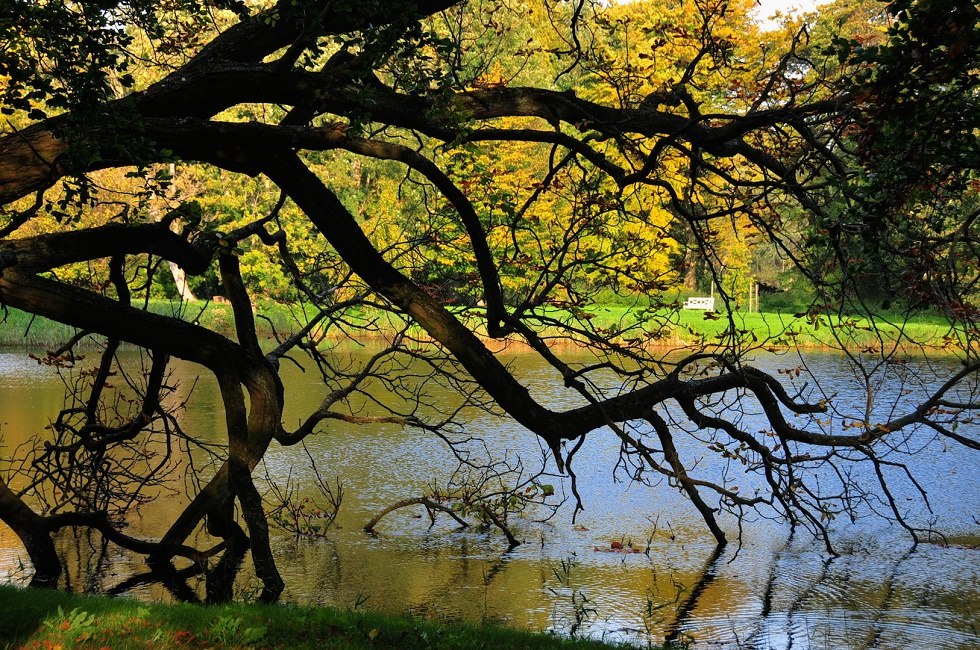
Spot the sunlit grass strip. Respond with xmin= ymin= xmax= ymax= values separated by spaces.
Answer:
xmin=665 ymin=309 xmax=961 ymax=353
xmin=464 ymin=305 xmax=963 ymax=353
xmin=0 ymin=585 xmax=629 ymax=650
xmin=0 ymin=307 xmax=79 ymax=349
xmin=0 ymin=301 xmax=966 ymax=354
xmin=0 ymin=301 xmax=300 ymax=349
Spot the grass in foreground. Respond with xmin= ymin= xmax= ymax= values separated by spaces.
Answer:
xmin=0 ymin=585 xmax=632 ymax=650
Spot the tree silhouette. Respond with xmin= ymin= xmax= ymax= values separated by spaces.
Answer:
xmin=0 ymin=0 xmax=976 ymax=600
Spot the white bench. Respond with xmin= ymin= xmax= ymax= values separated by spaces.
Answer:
xmin=682 ymin=296 xmax=715 ymax=310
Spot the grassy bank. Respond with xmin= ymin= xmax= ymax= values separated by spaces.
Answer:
xmin=0 ymin=301 xmax=303 ymax=349
xmin=588 ymin=305 xmax=959 ymax=351
xmin=0 ymin=300 xmax=963 ymax=353
xmin=0 ymin=585 xmax=630 ymax=650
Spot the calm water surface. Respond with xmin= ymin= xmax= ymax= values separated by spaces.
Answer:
xmin=0 ymin=347 xmax=977 ymax=649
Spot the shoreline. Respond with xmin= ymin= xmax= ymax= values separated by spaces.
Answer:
xmin=0 ymin=302 xmax=969 ymax=357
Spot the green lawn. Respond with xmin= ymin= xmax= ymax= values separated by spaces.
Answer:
xmin=594 ymin=305 xmax=956 ymax=350
xmin=0 ymin=299 xmax=964 ymax=353
xmin=0 ymin=585 xmax=632 ymax=650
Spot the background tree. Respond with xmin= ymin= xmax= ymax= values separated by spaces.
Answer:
xmin=0 ymin=0 xmax=977 ymax=602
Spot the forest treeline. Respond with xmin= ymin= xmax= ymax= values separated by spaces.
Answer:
xmin=4 ymin=0 xmax=935 ymax=314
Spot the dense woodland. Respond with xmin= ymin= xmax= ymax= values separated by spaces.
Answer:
xmin=0 ymin=0 xmax=977 ymax=602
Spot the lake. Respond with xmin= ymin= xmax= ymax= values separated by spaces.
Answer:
xmin=0 ymin=345 xmax=977 ymax=649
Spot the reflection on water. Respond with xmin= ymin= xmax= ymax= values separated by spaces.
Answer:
xmin=0 ymin=348 xmax=977 ymax=649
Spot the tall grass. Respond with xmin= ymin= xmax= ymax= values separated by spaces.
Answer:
xmin=0 ymin=301 xmax=304 ymax=349
xmin=0 ymin=307 xmax=77 ymax=348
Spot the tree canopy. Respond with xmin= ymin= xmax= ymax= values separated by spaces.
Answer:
xmin=0 ymin=0 xmax=977 ymax=601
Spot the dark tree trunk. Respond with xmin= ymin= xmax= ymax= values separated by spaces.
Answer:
xmin=0 ymin=476 xmax=60 ymax=587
